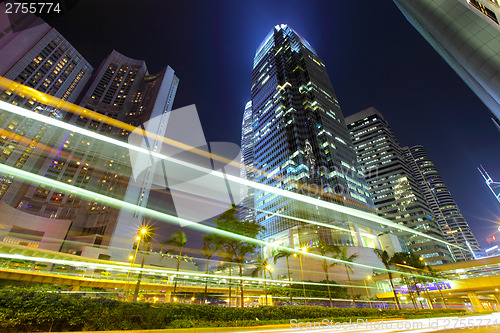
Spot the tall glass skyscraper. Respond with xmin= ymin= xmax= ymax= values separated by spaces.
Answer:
xmin=248 ymin=24 xmax=376 ymax=249
xmin=346 ymin=107 xmax=454 ymax=264
xmin=404 ymin=145 xmax=481 ymax=261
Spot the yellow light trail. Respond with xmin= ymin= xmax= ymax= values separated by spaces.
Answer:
xmin=0 ymin=252 xmax=380 ymax=289
xmin=0 ymin=161 xmax=436 ymax=280
xmin=0 ymin=99 xmax=467 ymax=253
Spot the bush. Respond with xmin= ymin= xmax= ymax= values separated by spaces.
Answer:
xmin=0 ymin=288 xmax=468 ymax=332
xmin=34 ymin=263 xmax=48 ymax=270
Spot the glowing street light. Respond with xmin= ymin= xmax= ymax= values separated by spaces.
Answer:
xmin=133 ymin=225 xmax=151 ymax=302
xmin=364 ymin=275 xmax=373 ymax=308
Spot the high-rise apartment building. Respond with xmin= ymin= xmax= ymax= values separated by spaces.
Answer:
xmin=0 ymin=6 xmax=92 ymax=203
xmin=248 ymin=24 xmax=379 ymax=250
xmin=404 ymin=145 xmax=481 ymax=260
xmin=393 ymin=0 xmax=500 ymax=130
xmin=346 ymin=107 xmax=454 ymax=264
xmin=0 ymin=6 xmax=93 ymax=251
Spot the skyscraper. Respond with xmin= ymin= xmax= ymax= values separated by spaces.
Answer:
xmin=346 ymin=107 xmax=454 ymax=264
xmin=249 ymin=24 xmax=376 ymax=249
xmin=393 ymin=0 xmax=500 ymax=130
xmin=0 ymin=6 xmax=179 ymax=258
xmin=0 ymin=5 xmax=93 ymax=251
xmin=0 ymin=5 xmax=93 ymax=203
xmin=239 ymin=101 xmax=254 ymax=222
xmin=404 ymin=145 xmax=481 ymax=260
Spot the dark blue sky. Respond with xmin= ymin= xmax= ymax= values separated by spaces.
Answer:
xmin=51 ymin=0 xmax=500 ymax=250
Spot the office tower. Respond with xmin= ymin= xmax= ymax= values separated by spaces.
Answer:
xmin=346 ymin=107 xmax=454 ymax=264
xmin=0 ymin=5 xmax=92 ymax=202
xmin=239 ymin=101 xmax=254 ymax=222
xmin=0 ymin=5 xmax=93 ymax=251
xmin=393 ymin=0 xmax=500 ymax=130
xmin=404 ymin=145 xmax=481 ymax=260
xmin=249 ymin=24 xmax=377 ymax=249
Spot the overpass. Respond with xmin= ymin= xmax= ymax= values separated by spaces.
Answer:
xmin=374 ymin=256 xmax=500 ymax=312
xmin=0 ymin=242 xmax=265 ymax=304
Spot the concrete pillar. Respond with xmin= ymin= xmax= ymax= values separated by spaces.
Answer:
xmin=373 ymin=230 xmax=382 ymax=249
xmin=163 ymin=289 xmax=171 ymax=303
xmin=258 ymin=294 xmax=273 ymax=306
xmin=353 ymin=224 xmax=363 ymax=247
xmin=467 ymin=291 xmax=485 ymax=312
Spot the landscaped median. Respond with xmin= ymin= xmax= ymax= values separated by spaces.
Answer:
xmin=0 ymin=288 xmax=468 ymax=332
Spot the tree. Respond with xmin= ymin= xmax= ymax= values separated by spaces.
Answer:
xmin=373 ymin=249 xmax=401 ymax=310
xmin=312 ymin=241 xmax=340 ymax=307
xmin=251 ymin=257 xmax=273 ymax=306
xmin=163 ymin=231 xmax=187 ymax=298
xmin=273 ymin=248 xmax=294 ymax=304
xmin=209 ymin=204 xmax=264 ymax=307
xmin=216 ymin=257 xmax=235 ymax=306
xmin=200 ymin=236 xmax=220 ymax=304
xmin=332 ymin=245 xmax=358 ymax=307
xmin=390 ymin=251 xmax=426 ymax=309
xmin=426 ymin=265 xmax=448 ymax=309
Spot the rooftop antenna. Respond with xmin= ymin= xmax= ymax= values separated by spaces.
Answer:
xmin=478 ymin=165 xmax=500 ymax=204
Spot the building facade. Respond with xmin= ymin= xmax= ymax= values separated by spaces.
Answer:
xmin=248 ymin=24 xmax=385 ymax=252
xmin=0 ymin=6 xmax=179 ymax=259
xmin=239 ymin=100 xmax=255 ymax=222
xmin=404 ymin=145 xmax=481 ymax=261
xmin=346 ymin=107 xmax=454 ymax=264
xmin=393 ymin=0 xmax=500 ymax=130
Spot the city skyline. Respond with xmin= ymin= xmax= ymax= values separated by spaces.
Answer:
xmin=32 ymin=0 xmax=500 ymax=250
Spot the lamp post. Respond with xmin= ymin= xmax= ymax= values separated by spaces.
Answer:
xmin=294 ymin=246 xmax=308 ymax=306
xmin=264 ymin=263 xmax=273 ymax=306
xmin=133 ymin=227 xmax=149 ymax=302
xmin=364 ymin=275 xmax=373 ymax=308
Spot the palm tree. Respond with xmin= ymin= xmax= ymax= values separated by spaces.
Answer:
xmin=201 ymin=239 xmax=219 ymax=304
xmin=210 ymin=205 xmax=264 ymax=308
xmin=273 ymin=249 xmax=294 ymax=304
xmin=251 ymin=257 xmax=273 ymax=306
xmin=373 ymin=249 xmax=401 ymax=310
xmin=163 ymin=231 xmax=187 ymax=298
xmin=216 ymin=258 xmax=234 ymax=306
xmin=426 ymin=265 xmax=448 ymax=309
xmin=415 ymin=274 xmax=434 ymax=309
xmin=334 ymin=245 xmax=358 ymax=307
xmin=312 ymin=241 xmax=340 ymax=307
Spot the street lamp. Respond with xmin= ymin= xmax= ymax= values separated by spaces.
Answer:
xmin=133 ymin=225 xmax=150 ymax=302
xmin=364 ymin=275 xmax=373 ymax=308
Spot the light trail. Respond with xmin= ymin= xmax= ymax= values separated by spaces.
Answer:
xmin=0 ymin=252 xmax=380 ymax=289
xmin=0 ymin=162 xmax=436 ymax=280
xmin=0 ymin=100 xmax=467 ymax=253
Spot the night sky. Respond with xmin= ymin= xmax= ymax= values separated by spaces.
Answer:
xmin=49 ymin=0 xmax=500 ymax=250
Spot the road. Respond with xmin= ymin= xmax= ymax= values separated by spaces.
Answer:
xmin=219 ymin=312 xmax=500 ymax=333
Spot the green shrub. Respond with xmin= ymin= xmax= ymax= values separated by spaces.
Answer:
xmin=34 ymin=263 xmax=48 ymax=270
xmin=0 ymin=288 xmax=468 ymax=333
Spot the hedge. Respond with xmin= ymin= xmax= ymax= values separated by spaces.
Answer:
xmin=0 ymin=288 xmax=468 ymax=332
